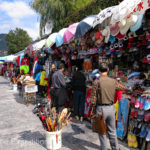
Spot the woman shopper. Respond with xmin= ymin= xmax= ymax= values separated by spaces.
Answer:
xmin=71 ymin=68 xmax=86 ymax=121
xmin=91 ymin=63 xmax=127 ymax=150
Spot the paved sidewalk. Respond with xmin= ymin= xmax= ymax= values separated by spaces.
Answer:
xmin=0 ymin=76 xmax=132 ymax=150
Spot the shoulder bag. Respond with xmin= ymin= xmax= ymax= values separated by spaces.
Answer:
xmin=91 ymin=80 xmax=107 ymax=134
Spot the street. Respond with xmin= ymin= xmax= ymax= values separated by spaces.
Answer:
xmin=0 ymin=76 xmax=132 ymax=150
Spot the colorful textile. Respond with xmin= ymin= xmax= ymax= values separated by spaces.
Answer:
xmin=21 ymin=57 xmax=29 ymax=66
xmin=35 ymin=72 xmax=41 ymax=82
xmin=20 ymin=65 xmax=29 ymax=74
xmin=40 ymin=71 xmax=48 ymax=86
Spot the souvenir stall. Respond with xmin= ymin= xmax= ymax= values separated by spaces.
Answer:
xmin=41 ymin=0 xmax=150 ymax=149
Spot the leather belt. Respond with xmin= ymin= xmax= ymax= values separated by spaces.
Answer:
xmin=97 ymin=103 xmax=113 ymax=106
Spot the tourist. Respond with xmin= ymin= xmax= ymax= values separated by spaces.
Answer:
xmin=71 ymin=67 xmax=86 ymax=121
xmin=91 ymin=63 xmax=127 ymax=150
xmin=52 ymin=63 xmax=68 ymax=112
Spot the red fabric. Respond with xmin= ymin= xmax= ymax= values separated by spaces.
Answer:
xmin=16 ymin=56 xmax=20 ymax=66
xmin=21 ymin=57 xmax=29 ymax=66
xmin=84 ymin=89 xmax=92 ymax=118
xmin=114 ymin=90 xmax=123 ymax=104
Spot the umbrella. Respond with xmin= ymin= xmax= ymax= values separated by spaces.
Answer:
xmin=33 ymin=39 xmax=46 ymax=50
xmin=45 ymin=33 xmax=57 ymax=48
xmin=111 ymin=0 xmax=142 ymax=24
xmin=75 ymin=15 xmax=96 ymax=38
xmin=93 ymin=6 xmax=117 ymax=28
xmin=56 ymin=28 xmax=67 ymax=47
xmin=63 ymin=23 xmax=79 ymax=43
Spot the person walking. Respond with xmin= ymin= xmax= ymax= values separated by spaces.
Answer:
xmin=52 ymin=63 xmax=67 ymax=112
xmin=71 ymin=68 xmax=86 ymax=121
xmin=91 ymin=63 xmax=127 ymax=150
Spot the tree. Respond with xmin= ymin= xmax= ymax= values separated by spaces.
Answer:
xmin=5 ymin=28 xmax=32 ymax=55
xmin=31 ymin=0 xmax=92 ymax=36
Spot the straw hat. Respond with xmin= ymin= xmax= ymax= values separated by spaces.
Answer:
xmin=119 ymin=15 xmax=138 ymax=35
xmin=102 ymin=26 xmax=110 ymax=43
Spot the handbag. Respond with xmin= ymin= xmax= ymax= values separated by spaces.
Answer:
xmin=91 ymin=80 xmax=107 ymax=134
xmin=91 ymin=111 xmax=107 ymax=134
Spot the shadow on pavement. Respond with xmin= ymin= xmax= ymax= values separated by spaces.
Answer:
xmin=18 ymin=130 xmax=46 ymax=149
xmin=13 ymin=93 xmax=26 ymax=105
xmin=62 ymin=123 xmax=99 ymax=150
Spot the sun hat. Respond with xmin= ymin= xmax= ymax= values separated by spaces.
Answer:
xmin=119 ymin=15 xmax=138 ymax=35
xmin=116 ymin=32 xmax=126 ymax=39
xmin=110 ymin=22 xmax=120 ymax=36
xmin=130 ymin=14 xmax=143 ymax=32
xmin=102 ymin=26 xmax=110 ymax=43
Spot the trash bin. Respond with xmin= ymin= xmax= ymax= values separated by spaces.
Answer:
xmin=46 ymin=130 xmax=62 ymax=150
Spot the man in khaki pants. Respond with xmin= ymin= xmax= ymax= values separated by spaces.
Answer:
xmin=91 ymin=63 xmax=127 ymax=150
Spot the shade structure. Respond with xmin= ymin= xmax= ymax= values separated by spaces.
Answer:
xmin=75 ymin=15 xmax=96 ymax=38
xmin=63 ymin=23 xmax=79 ymax=43
xmin=93 ymin=6 xmax=117 ymax=28
xmin=33 ymin=39 xmax=46 ymax=51
xmin=111 ymin=0 xmax=142 ymax=24
xmin=45 ymin=33 xmax=57 ymax=48
xmin=56 ymin=28 xmax=67 ymax=47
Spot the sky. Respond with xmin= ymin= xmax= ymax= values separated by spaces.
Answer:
xmin=0 ymin=0 xmax=40 ymax=40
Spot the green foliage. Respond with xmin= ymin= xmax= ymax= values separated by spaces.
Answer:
xmin=31 ymin=0 xmax=121 ymax=36
xmin=31 ymin=0 xmax=92 ymax=36
xmin=5 ymin=28 xmax=32 ymax=55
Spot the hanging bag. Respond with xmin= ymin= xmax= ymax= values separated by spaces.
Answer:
xmin=91 ymin=80 xmax=107 ymax=134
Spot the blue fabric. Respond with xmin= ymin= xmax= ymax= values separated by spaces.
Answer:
xmin=35 ymin=64 xmax=43 ymax=71
xmin=35 ymin=72 xmax=41 ymax=81
xmin=117 ymin=99 xmax=130 ymax=138
xmin=75 ymin=15 xmax=96 ymax=38
xmin=20 ymin=55 xmax=24 ymax=66
xmin=56 ymin=34 xmax=63 ymax=47
xmin=109 ymin=35 xmax=116 ymax=43
xmin=128 ymin=72 xmax=140 ymax=79
xmin=74 ymin=90 xmax=85 ymax=117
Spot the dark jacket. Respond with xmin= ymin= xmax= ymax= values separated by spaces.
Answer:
xmin=71 ymin=71 xmax=86 ymax=93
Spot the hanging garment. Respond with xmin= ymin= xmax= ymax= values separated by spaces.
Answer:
xmin=35 ymin=72 xmax=41 ymax=82
xmin=84 ymin=89 xmax=92 ymax=118
xmin=40 ymin=71 xmax=48 ymax=86
xmin=116 ymin=98 xmax=130 ymax=140
xmin=20 ymin=65 xmax=29 ymax=74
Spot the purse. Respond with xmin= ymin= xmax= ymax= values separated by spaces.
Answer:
xmin=91 ymin=80 xmax=107 ymax=134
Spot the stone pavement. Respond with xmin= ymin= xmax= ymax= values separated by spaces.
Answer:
xmin=0 ymin=76 xmax=133 ymax=150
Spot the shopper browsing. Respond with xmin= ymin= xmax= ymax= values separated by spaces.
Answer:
xmin=91 ymin=63 xmax=127 ymax=150
xmin=71 ymin=68 xmax=86 ymax=122
xmin=52 ymin=63 xmax=68 ymax=112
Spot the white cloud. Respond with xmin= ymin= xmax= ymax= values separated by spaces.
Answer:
xmin=0 ymin=1 xmax=36 ymax=19
xmin=0 ymin=0 xmax=40 ymax=39
xmin=23 ymin=23 xmax=40 ymax=40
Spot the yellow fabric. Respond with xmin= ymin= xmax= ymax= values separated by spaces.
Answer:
xmin=20 ymin=65 xmax=29 ymax=74
xmin=114 ymin=100 xmax=119 ymax=120
xmin=128 ymin=134 xmax=138 ymax=148
xmin=40 ymin=71 xmax=48 ymax=86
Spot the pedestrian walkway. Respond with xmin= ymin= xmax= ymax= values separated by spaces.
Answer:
xmin=0 ymin=76 xmax=131 ymax=150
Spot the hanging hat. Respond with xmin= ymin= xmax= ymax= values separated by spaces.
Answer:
xmin=109 ymin=35 xmax=116 ymax=43
xmin=119 ymin=15 xmax=138 ymax=35
xmin=102 ymin=26 xmax=110 ymax=43
xmin=110 ymin=22 xmax=120 ymax=36
xmin=130 ymin=14 xmax=143 ymax=32
xmin=116 ymin=32 xmax=126 ymax=39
